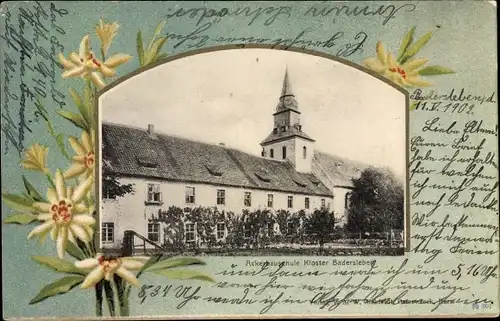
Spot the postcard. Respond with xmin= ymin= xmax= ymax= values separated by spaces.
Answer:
xmin=1 ymin=0 xmax=498 ymax=319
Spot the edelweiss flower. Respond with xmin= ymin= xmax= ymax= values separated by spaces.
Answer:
xmin=21 ymin=144 xmax=49 ymax=173
xmin=58 ymin=35 xmax=132 ymax=88
xmin=95 ymin=18 xmax=119 ymax=56
xmin=28 ymin=170 xmax=95 ymax=258
xmin=64 ymin=130 xmax=95 ymax=180
xmin=76 ymin=254 xmax=148 ymax=288
xmin=363 ymin=41 xmax=431 ymax=88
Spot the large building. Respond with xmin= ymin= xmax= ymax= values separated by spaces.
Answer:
xmin=100 ymin=68 xmax=365 ymax=248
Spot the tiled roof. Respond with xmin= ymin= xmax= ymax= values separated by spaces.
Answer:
xmin=102 ymin=123 xmax=333 ymax=197
xmin=312 ymin=151 xmax=367 ymax=188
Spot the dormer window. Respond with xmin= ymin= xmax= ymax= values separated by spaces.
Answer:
xmin=205 ymin=163 xmax=223 ymax=176
xmin=280 ymin=126 xmax=287 ymax=132
xmin=297 ymin=125 xmax=302 ymax=131
xmin=255 ymin=172 xmax=271 ymax=183
xmin=273 ymin=128 xmax=278 ymax=134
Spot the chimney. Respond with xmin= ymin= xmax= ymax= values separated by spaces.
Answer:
xmin=147 ymin=124 xmax=156 ymax=138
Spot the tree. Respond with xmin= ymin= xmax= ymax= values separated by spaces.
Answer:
xmin=305 ymin=208 xmax=335 ymax=252
xmin=347 ymin=167 xmax=404 ymax=233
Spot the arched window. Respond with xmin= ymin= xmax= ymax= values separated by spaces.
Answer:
xmin=303 ymin=146 xmax=307 ymax=159
xmin=282 ymin=146 xmax=287 ymax=159
xmin=270 ymin=149 xmax=274 ymax=158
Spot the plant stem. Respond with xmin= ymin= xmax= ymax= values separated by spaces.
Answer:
xmin=121 ymin=279 xmax=130 ymax=316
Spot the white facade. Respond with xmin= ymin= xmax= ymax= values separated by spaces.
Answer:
xmin=101 ymin=177 xmax=333 ymax=248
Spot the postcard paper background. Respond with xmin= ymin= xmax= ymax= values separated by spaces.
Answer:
xmin=1 ymin=0 xmax=498 ymax=318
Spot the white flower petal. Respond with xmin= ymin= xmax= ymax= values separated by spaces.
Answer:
xmin=104 ymin=271 xmax=114 ymax=281
xmin=70 ymin=224 xmax=90 ymax=242
xmin=73 ymin=204 xmax=88 ymax=214
xmin=81 ymin=267 xmax=105 ymax=289
xmin=363 ymin=57 xmax=385 ymax=73
xmin=47 ymin=188 xmax=58 ymax=204
xmin=66 ymin=186 xmax=74 ymax=200
xmin=62 ymin=66 xmax=86 ymax=78
xmin=71 ymin=176 xmax=93 ymax=203
xmin=64 ymin=163 xmax=87 ymax=179
xmin=51 ymin=225 xmax=59 ymax=240
xmin=90 ymin=72 xmax=106 ymax=88
xmin=116 ymin=266 xmax=140 ymax=286
xmin=37 ymin=214 xmax=52 ymax=221
xmin=55 ymin=170 xmax=67 ymax=199
xmin=33 ymin=202 xmax=51 ymax=213
xmin=28 ymin=221 xmax=55 ymax=239
xmin=403 ymin=58 xmax=429 ymax=72
xmin=69 ymin=136 xmax=86 ymax=155
xmin=67 ymin=228 xmax=76 ymax=244
xmin=73 ymin=214 xmax=95 ymax=225
xmin=57 ymin=226 xmax=68 ymax=259
xmin=69 ymin=52 xmax=82 ymax=64
xmin=104 ymin=54 xmax=132 ymax=68
xmin=100 ymin=64 xmax=116 ymax=77
xmin=58 ymin=53 xmax=75 ymax=69
xmin=81 ymin=131 xmax=93 ymax=153
xmin=75 ymin=258 xmax=99 ymax=269
xmin=79 ymin=34 xmax=90 ymax=58
xmin=121 ymin=259 xmax=144 ymax=271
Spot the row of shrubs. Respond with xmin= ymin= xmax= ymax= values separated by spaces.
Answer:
xmin=145 ymin=206 xmax=403 ymax=252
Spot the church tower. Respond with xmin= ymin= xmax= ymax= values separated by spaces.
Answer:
xmin=260 ymin=67 xmax=315 ymax=173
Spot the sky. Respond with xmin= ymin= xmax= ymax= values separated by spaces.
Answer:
xmin=100 ymin=49 xmax=406 ymax=178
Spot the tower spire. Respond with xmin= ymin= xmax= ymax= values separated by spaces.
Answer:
xmin=276 ymin=67 xmax=299 ymax=112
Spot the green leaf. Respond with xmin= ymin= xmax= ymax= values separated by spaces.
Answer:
xmin=31 ymin=256 xmax=86 ymax=275
xmin=54 ymin=133 xmax=70 ymax=160
xmin=148 ymin=20 xmax=167 ymax=51
xmin=2 ymin=193 xmax=34 ymax=212
xmin=145 ymin=257 xmax=206 ymax=272
xmin=65 ymin=242 xmax=87 ymax=261
xmin=397 ymin=26 xmax=415 ymax=63
xmin=84 ymin=80 xmax=97 ymax=126
xmin=29 ymin=275 xmax=85 ymax=305
xmin=154 ymin=52 xmax=169 ymax=62
xmin=3 ymin=213 xmax=38 ymax=224
xmin=136 ymin=30 xmax=145 ymax=67
xmin=400 ymin=31 xmax=433 ymax=64
xmin=56 ymin=110 xmax=89 ymax=130
xmin=22 ymin=175 xmax=45 ymax=202
xmin=152 ymin=269 xmax=215 ymax=282
xmin=147 ymin=37 xmax=168 ymax=64
xmin=418 ymin=65 xmax=455 ymax=76
xmin=70 ymin=88 xmax=91 ymax=126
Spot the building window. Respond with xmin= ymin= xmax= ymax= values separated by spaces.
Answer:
xmin=303 ymin=146 xmax=307 ymax=159
xmin=273 ymin=128 xmax=278 ymax=134
xmin=270 ymin=149 xmax=274 ymax=158
xmin=217 ymin=189 xmax=225 ymax=205
xmin=185 ymin=186 xmax=195 ymax=204
xmin=244 ymin=192 xmax=252 ymax=207
xmin=147 ymin=183 xmax=162 ymax=203
xmin=267 ymin=194 xmax=274 ymax=208
xmin=216 ymin=222 xmax=226 ymax=240
xmin=287 ymin=196 xmax=293 ymax=208
xmin=148 ymin=223 xmax=160 ymax=242
xmin=287 ymin=221 xmax=294 ymax=235
xmin=305 ymin=197 xmax=310 ymax=209
xmin=280 ymin=126 xmax=287 ymax=132
xmin=321 ymin=198 xmax=326 ymax=208
xmin=185 ymin=223 xmax=196 ymax=243
xmin=282 ymin=146 xmax=287 ymax=159
xmin=101 ymin=223 xmax=114 ymax=243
